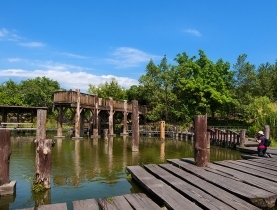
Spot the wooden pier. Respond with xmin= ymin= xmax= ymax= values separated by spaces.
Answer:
xmin=19 ymin=156 xmax=277 ymax=209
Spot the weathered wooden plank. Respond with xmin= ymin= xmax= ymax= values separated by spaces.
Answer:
xmin=38 ymin=203 xmax=67 ymax=210
xmin=98 ymin=195 xmax=133 ymax=210
xmin=17 ymin=208 xmax=34 ymax=210
xmin=213 ymin=161 xmax=277 ymax=182
xmin=144 ymin=164 xmax=234 ymax=210
xmin=205 ymin=162 xmax=277 ymax=194
xmin=249 ymin=156 xmax=277 ymax=164
xmin=167 ymin=159 xmax=276 ymax=208
xmin=127 ymin=165 xmax=202 ymax=210
xmin=159 ymin=163 xmax=260 ymax=210
xmin=225 ymin=160 xmax=277 ymax=176
xmin=237 ymin=159 xmax=277 ymax=172
xmin=241 ymin=154 xmax=264 ymax=160
xmin=124 ymin=193 xmax=161 ymax=210
xmin=72 ymin=198 xmax=99 ymax=210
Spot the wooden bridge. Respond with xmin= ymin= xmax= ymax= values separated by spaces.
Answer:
xmin=53 ymin=89 xmax=147 ymax=138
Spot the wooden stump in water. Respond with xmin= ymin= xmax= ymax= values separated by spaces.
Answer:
xmin=34 ymin=109 xmax=52 ymax=189
xmin=0 ymin=130 xmax=11 ymax=186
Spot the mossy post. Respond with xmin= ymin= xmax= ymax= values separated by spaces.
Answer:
xmin=194 ymin=115 xmax=208 ymax=167
xmin=34 ymin=109 xmax=52 ymax=190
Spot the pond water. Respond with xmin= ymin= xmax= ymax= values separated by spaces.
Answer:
xmin=2 ymin=133 xmax=243 ymax=210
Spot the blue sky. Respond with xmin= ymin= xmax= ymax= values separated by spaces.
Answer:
xmin=1 ymin=1 xmax=277 ymax=93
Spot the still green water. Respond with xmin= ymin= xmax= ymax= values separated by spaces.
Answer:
xmin=2 ymin=134 xmax=243 ymax=210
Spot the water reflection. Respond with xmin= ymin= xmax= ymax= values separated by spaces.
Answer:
xmin=5 ymin=135 xmax=243 ymax=210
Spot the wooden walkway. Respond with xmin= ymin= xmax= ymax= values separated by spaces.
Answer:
xmin=18 ymin=193 xmax=165 ymax=210
xmin=127 ymin=157 xmax=277 ymax=209
xmin=18 ymin=156 xmax=277 ymax=209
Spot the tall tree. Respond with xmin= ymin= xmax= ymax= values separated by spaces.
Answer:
xmin=233 ymin=54 xmax=257 ymax=105
xmin=139 ymin=56 xmax=176 ymax=121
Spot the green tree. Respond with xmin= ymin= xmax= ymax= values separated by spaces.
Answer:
xmin=255 ymin=62 xmax=277 ymax=101
xmin=233 ymin=54 xmax=257 ymax=105
xmin=20 ymin=77 xmax=60 ymax=107
xmin=0 ymin=80 xmax=25 ymax=105
xmin=87 ymin=77 xmax=127 ymax=101
xmin=173 ymin=50 xmax=236 ymax=118
xmin=139 ymin=56 xmax=176 ymax=121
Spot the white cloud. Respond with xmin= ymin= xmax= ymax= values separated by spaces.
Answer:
xmin=184 ymin=29 xmax=202 ymax=37
xmin=59 ymin=52 xmax=88 ymax=59
xmin=7 ymin=58 xmax=25 ymax=62
xmin=105 ymin=47 xmax=161 ymax=68
xmin=0 ymin=68 xmax=138 ymax=93
xmin=0 ymin=28 xmax=22 ymax=41
xmin=18 ymin=42 xmax=45 ymax=47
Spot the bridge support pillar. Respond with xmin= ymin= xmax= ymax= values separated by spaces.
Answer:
xmin=55 ymin=106 xmax=65 ymax=138
xmin=73 ymin=89 xmax=83 ymax=139
xmin=108 ymin=97 xmax=115 ymax=136
xmin=121 ymin=100 xmax=129 ymax=136
xmin=132 ymin=100 xmax=139 ymax=152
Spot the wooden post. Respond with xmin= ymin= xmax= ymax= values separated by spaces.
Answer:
xmin=160 ymin=121 xmax=165 ymax=140
xmin=35 ymin=109 xmax=52 ymax=189
xmin=93 ymin=95 xmax=99 ymax=135
xmin=103 ymin=129 xmax=108 ymax=141
xmin=108 ymin=97 xmax=114 ymax=136
xmin=264 ymin=125 xmax=270 ymax=139
xmin=206 ymin=132 xmax=210 ymax=149
xmin=74 ymin=89 xmax=81 ymax=138
xmin=207 ymin=131 xmax=210 ymax=162
xmin=56 ymin=106 xmax=64 ymax=137
xmin=239 ymin=129 xmax=246 ymax=147
xmin=132 ymin=100 xmax=139 ymax=152
xmin=80 ymin=111 xmax=85 ymax=136
xmin=215 ymin=129 xmax=219 ymax=144
xmin=121 ymin=100 xmax=128 ymax=135
xmin=194 ymin=115 xmax=208 ymax=167
xmin=0 ymin=130 xmax=11 ymax=185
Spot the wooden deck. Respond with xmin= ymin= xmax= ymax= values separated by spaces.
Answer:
xmin=127 ymin=157 xmax=277 ymax=209
xmin=18 ymin=193 xmax=165 ymax=210
xmin=17 ymin=156 xmax=277 ymax=209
